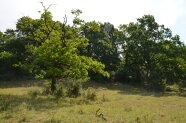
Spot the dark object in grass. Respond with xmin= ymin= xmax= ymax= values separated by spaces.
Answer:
xmin=95 ymin=108 xmax=107 ymax=121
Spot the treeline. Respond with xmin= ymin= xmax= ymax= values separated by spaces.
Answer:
xmin=0 ymin=8 xmax=186 ymax=91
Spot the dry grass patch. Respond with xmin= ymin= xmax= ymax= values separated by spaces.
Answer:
xmin=0 ymin=80 xmax=186 ymax=123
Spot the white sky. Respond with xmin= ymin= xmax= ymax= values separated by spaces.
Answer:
xmin=0 ymin=0 xmax=186 ymax=43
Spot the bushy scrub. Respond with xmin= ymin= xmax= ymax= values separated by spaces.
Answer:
xmin=42 ymin=80 xmax=52 ymax=95
xmin=42 ymin=78 xmax=89 ymax=98
xmin=146 ymin=79 xmax=167 ymax=92
xmin=42 ymin=80 xmax=65 ymax=98
xmin=66 ymin=79 xmax=87 ymax=98
xmin=82 ymin=87 xmax=97 ymax=101
xmin=86 ymin=89 xmax=97 ymax=101
xmin=54 ymin=84 xmax=65 ymax=99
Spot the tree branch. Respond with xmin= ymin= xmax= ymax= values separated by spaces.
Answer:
xmin=95 ymin=108 xmax=107 ymax=121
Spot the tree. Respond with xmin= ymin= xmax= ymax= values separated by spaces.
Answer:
xmin=119 ymin=15 xmax=186 ymax=90
xmin=0 ymin=29 xmax=28 ymax=78
xmin=18 ymin=8 xmax=109 ymax=93
xmin=80 ymin=21 xmax=120 ymax=81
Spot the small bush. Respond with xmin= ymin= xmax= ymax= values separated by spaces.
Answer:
xmin=42 ymin=78 xmax=89 ymax=98
xmin=42 ymin=80 xmax=52 ymax=95
xmin=84 ymin=88 xmax=97 ymax=101
xmin=146 ymin=79 xmax=167 ymax=92
xmin=66 ymin=79 xmax=85 ymax=98
xmin=67 ymin=83 xmax=81 ymax=97
xmin=54 ymin=85 xmax=65 ymax=99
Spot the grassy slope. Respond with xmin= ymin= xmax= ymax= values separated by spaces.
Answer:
xmin=0 ymin=80 xmax=186 ymax=123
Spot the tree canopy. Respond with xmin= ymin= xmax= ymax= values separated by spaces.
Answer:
xmin=0 ymin=7 xmax=185 ymax=91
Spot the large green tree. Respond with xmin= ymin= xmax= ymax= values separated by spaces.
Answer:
xmin=119 ymin=15 xmax=186 ymax=90
xmin=0 ymin=29 xmax=28 ymax=78
xmin=17 ymin=9 xmax=109 ymax=92
xmin=79 ymin=21 xmax=121 ymax=81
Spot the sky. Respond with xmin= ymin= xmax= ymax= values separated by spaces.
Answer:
xmin=0 ymin=0 xmax=186 ymax=44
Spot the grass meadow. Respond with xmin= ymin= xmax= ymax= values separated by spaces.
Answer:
xmin=0 ymin=79 xmax=186 ymax=123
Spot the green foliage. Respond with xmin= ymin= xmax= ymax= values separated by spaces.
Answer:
xmin=83 ymin=88 xmax=97 ymax=101
xmin=66 ymin=79 xmax=83 ymax=98
xmin=118 ymin=15 xmax=186 ymax=90
xmin=146 ymin=79 xmax=167 ymax=92
xmin=0 ymin=51 xmax=14 ymax=59
xmin=42 ymin=79 xmax=87 ymax=98
xmin=42 ymin=80 xmax=65 ymax=98
xmin=14 ymin=9 xmax=109 ymax=93
xmin=0 ymin=5 xmax=185 ymax=91
xmin=80 ymin=22 xmax=121 ymax=72
xmin=53 ymin=85 xmax=65 ymax=99
xmin=42 ymin=80 xmax=52 ymax=95
xmin=0 ymin=29 xmax=28 ymax=78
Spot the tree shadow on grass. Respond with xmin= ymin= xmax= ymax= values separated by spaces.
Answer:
xmin=0 ymin=94 xmax=90 ymax=112
xmin=83 ymin=81 xmax=186 ymax=97
xmin=0 ymin=79 xmax=44 ymax=88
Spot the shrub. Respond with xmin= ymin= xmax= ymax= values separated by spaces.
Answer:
xmin=66 ymin=78 xmax=88 ymax=98
xmin=66 ymin=81 xmax=81 ymax=97
xmin=178 ymin=80 xmax=186 ymax=89
xmin=84 ymin=88 xmax=97 ymax=101
xmin=145 ymin=79 xmax=167 ymax=92
xmin=42 ymin=78 xmax=89 ymax=98
xmin=42 ymin=80 xmax=52 ymax=95
xmin=54 ymin=85 xmax=65 ymax=99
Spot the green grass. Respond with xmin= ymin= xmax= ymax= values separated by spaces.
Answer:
xmin=0 ymin=80 xmax=186 ymax=123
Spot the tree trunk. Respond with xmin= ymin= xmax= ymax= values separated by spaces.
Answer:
xmin=51 ymin=77 xmax=56 ymax=93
